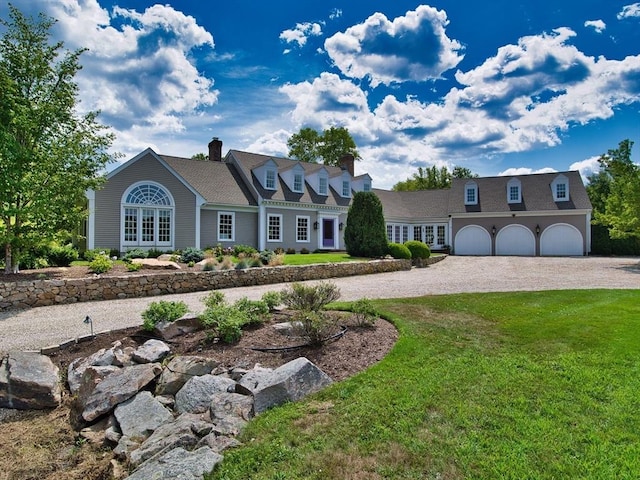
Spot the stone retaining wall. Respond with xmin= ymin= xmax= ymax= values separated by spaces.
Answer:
xmin=0 ymin=258 xmax=439 ymax=312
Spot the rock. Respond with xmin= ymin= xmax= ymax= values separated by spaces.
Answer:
xmin=128 ymin=412 xmax=212 ymax=467
xmin=0 ymin=352 xmax=62 ymax=409
xmin=238 ymin=357 xmax=332 ymax=414
xmin=154 ymin=313 xmax=203 ymax=340
xmin=79 ymin=415 xmax=114 ymax=445
xmin=131 ymin=258 xmax=181 ymax=270
xmin=197 ymin=432 xmax=242 ymax=453
xmin=174 ymin=374 xmax=236 ymax=414
xmin=209 ymin=392 xmax=254 ymax=436
xmin=113 ymin=346 xmax=135 ymax=367
xmin=114 ymin=391 xmax=173 ymax=440
xmin=67 ymin=344 xmax=122 ymax=393
xmin=68 ymin=364 xmax=119 ymax=395
xmin=131 ymin=339 xmax=171 ymax=364
xmin=156 ymin=356 xmax=220 ymax=396
xmin=273 ymin=321 xmax=305 ymax=336
xmin=81 ymin=363 xmax=162 ymax=422
xmin=125 ymin=446 xmax=222 ymax=480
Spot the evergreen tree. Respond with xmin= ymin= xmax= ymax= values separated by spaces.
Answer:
xmin=344 ymin=192 xmax=388 ymax=257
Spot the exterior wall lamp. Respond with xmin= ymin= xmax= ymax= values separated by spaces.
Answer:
xmin=535 ymin=224 xmax=541 ymax=236
xmin=491 ymin=225 xmax=497 ymax=237
xmin=313 ymin=221 xmax=319 ymax=230
xmin=339 ymin=222 xmax=344 ymax=231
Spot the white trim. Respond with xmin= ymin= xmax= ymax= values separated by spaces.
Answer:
xmin=507 ymin=178 xmax=522 ymax=204
xmin=449 ymin=209 xmax=591 ymax=219
xmin=265 ymin=169 xmax=277 ymax=190
xmin=267 ymin=213 xmax=283 ymax=242
xmin=86 ymin=189 xmax=95 ymax=250
xmin=217 ymin=211 xmax=236 ymax=242
xmin=464 ymin=181 xmax=478 ymax=205
xmin=258 ymin=204 xmax=266 ymax=251
xmin=296 ymin=215 xmax=311 ymax=243
xmin=551 ymin=174 xmax=569 ymax=202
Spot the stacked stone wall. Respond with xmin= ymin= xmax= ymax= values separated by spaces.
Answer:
xmin=0 ymin=258 xmax=435 ymax=312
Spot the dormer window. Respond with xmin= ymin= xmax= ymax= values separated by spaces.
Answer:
xmin=364 ymin=182 xmax=371 ymax=192
xmin=293 ymin=173 xmax=303 ymax=193
xmin=265 ymin=169 xmax=276 ymax=190
xmin=465 ymin=181 xmax=478 ymax=205
xmin=551 ymin=174 xmax=569 ymax=202
xmin=507 ymin=178 xmax=521 ymax=203
xmin=342 ymin=179 xmax=351 ymax=197
xmin=319 ymin=176 xmax=328 ymax=195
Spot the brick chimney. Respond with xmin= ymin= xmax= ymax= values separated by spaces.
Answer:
xmin=208 ymin=137 xmax=222 ymax=162
xmin=339 ymin=153 xmax=355 ymax=176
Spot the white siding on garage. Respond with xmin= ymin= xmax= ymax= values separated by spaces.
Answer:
xmin=454 ymin=225 xmax=492 ymax=255
xmin=495 ymin=224 xmax=535 ymax=256
xmin=540 ymin=224 xmax=583 ymax=256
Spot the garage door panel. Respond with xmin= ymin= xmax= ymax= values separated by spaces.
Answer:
xmin=455 ymin=225 xmax=491 ymax=255
xmin=541 ymin=224 xmax=583 ymax=256
xmin=495 ymin=225 xmax=535 ymax=256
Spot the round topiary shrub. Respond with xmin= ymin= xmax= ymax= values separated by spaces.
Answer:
xmin=404 ymin=240 xmax=431 ymax=259
xmin=388 ymin=242 xmax=411 ymax=259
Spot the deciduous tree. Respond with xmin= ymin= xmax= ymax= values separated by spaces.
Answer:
xmin=0 ymin=6 xmax=115 ymax=273
xmin=287 ymin=126 xmax=359 ymax=167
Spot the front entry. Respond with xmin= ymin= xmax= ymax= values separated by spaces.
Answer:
xmin=322 ymin=218 xmax=335 ymax=248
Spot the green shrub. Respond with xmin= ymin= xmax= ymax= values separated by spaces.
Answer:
xmin=235 ymin=259 xmax=248 ymax=270
xmin=180 ymin=247 xmax=205 ymax=264
xmin=261 ymin=291 xmax=282 ymax=311
xmin=146 ymin=248 xmax=165 ymax=258
xmin=123 ymin=248 xmax=148 ymax=261
xmin=126 ymin=262 xmax=143 ymax=272
xmin=404 ymin=240 xmax=431 ymax=259
xmin=48 ymin=244 xmax=79 ymax=267
xmin=344 ymin=191 xmax=388 ymax=257
xmin=233 ymin=244 xmax=257 ymax=256
xmin=200 ymin=304 xmax=246 ymax=343
xmin=203 ymin=290 xmax=226 ymax=309
xmin=234 ymin=297 xmax=269 ymax=326
xmin=388 ymin=242 xmax=412 ymax=259
xmin=351 ymin=298 xmax=378 ymax=327
xmin=83 ymin=248 xmax=110 ymax=262
xmin=280 ymin=281 xmax=341 ymax=312
xmin=294 ymin=310 xmax=338 ymax=345
xmin=202 ymin=260 xmax=217 ymax=271
xmin=300 ymin=248 xmax=310 ymax=254
xmin=141 ymin=300 xmax=189 ymax=331
xmin=89 ymin=254 xmax=113 ymax=274
xmin=259 ymin=249 xmax=274 ymax=265
xmin=286 ymin=248 xmax=296 ymax=255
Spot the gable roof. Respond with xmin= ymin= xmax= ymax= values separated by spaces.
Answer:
xmin=373 ymin=188 xmax=450 ymax=220
xmin=228 ymin=150 xmax=351 ymax=207
xmin=160 ymin=155 xmax=257 ymax=207
xmin=448 ymin=170 xmax=592 ymax=214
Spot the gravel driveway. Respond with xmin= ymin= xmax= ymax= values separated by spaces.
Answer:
xmin=1 ymin=256 xmax=638 ymax=352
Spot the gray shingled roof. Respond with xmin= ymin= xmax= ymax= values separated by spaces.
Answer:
xmin=373 ymin=188 xmax=450 ymax=220
xmin=161 ymin=155 xmax=257 ymax=207
xmin=229 ymin=150 xmax=351 ymax=208
xmin=448 ymin=170 xmax=592 ymax=213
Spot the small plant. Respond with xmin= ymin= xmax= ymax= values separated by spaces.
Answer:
xmin=300 ymin=248 xmax=310 ymax=254
xmin=123 ymin=248 xmax=147 ymax=261
xmin=259 ymin=249 xmax=274 ymax=265
xmin=249 ymin=255 xmax=263 ymax=268
xmin=280 ymin=281 xmax=341 ymax=312
xmin=294 ymin=309 xmax=338 ymax=345
xmin=235 ymin=259 xmax=248 ymax=270
xmin=351 ymin=298 xmax=378 ymax=327
xmin=188 ymin=260 xmax=195 ymax=268
xmin=146 ymin=248 xmax=164 ymax=258
xmin=126 ymin=262 xmax=143 ymax=272
xmin=286 ymin=248 xmax=296 ymax=255
xmin=388 ymin=242 xmax=412 ymax=259
xmin=233 ymin=244 xmax=257 ymax=256
xmin=141 ymin=300 xmax=189 ymax=331
xmin=219 ymin=256 xmax=234 ymax=270
xmin=200 ymin=304 xmax=247 ymax=343
xmin=203 ymin=290 xmax=226 ymax=309
xmin=180 ymin=247 xmax=205 ymax=264
xmin=261 ymin=291 xmax=282 ymax=311
xmin=83 ymin=248 xmax=108 ymax=262
xmin=202 ymin=260 xmax=217 ymax=271
xmin=234 ymin=297 xmax=269 ymax=326
xmin=89 ymin=254 xmax=113 ymax=274
xmin=274 ymin=247 xmax=285 ymax=255
xmin=267 ymin=253 xmax=285 ymax=266
xmin=48 ymin=244 xmax=79 ymax=267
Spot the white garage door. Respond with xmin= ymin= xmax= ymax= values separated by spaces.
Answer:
xmin=454 ymin=225 xmax=491 ymax=255
xmin=540 ymin=224 xmax=583 ymax=256
xmin=495 ymin=224 xmax=535 ymax=256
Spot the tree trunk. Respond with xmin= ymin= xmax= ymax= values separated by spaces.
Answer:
xmin=4 ymin=243 xmax=12 ymax=274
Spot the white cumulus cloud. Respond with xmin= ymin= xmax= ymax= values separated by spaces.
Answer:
xmin=618 ymin=3 xmax=640 ymax=19
xmin=279 ymin=22 xmax=323 ymax=48
xmin=584 ymin=19 xmax=606 ymax=33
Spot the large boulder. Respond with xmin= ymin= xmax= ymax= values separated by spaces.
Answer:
xmin=125 ymin=446 xmax=222 ymax=480
xmin=156 ymin=356 xmax=220 ymax=396
xmin=154 ymin=313 xmax=203 ymax=340
xmin=238 ymin=357 xmax=332 ymax=414
xmin=209 ymin=391 xmax=254 ymax=436
xmin=174 ymin=374 xmax=236 ymax=414
xmin=114 ymin=391 xmax=173 ymax=440
xmin=131 ymin=258 xmax=181 ymax=270
xmin=0 ymin=352 xmax=62 ymax=409
xmin=81 ymin=363 xmax=162 ymax=422
xmin=131 ymin=339 xmax=171 ymax=364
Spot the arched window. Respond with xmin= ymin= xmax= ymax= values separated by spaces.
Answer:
xmin=121 ymin=182 xmax=174 ymax=248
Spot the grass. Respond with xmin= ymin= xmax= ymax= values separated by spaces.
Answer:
xmin=282 ymin=252 xmax=367 ymax=265
xmin=208 ymin=289 xmax=640 ymax=479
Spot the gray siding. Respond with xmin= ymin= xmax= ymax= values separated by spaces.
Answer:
xmin=94 ymin=153 xmax=197 ymax=252
xmin=200 ymin=209 xmax=258 ymax=249
xmin=264 ymin=207 xmax=347 ymax=251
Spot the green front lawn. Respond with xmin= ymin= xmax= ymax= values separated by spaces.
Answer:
xmin=210 ymin=289 xmax=640 ymax=479
xmin=282 ymin=252 xmax=367 ymax=265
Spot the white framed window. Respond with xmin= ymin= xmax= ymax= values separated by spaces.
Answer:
xmin=121 ymin=182 xmax=174 ymax=248
xmin=319 ymin=176 xmax=328 ymax=195
xmin=551 ymin=174 xmax=569 ymax=202
xmin=296 ymin=216 xmax=310 ymax=242
xmin=342 ymin=180 xmax=351 ymax=197
xmin=217 ymin=212 xmax=235 ymax=242
xmin=425 ymin=225 xmax=435 ymax=245
xmin=413 ymin=226 xmax=423 ymax=242
xmin=293 ymin=173 xmax=303 ymax=193
xmin=386 ymin=224 xmax=393 ymax=242
xmin=465 ymin=181 xmax=478 ymax=205
xmin=507 ymin=178 xmax=521 ymax=203
xmin=265 ymin=169 xmax=277 ymax=190
xmin=267 ymin=214 xmax=282 ymax=242
xmin=402 ymin=225 xmax=409 ymax=243
xmin=437 ymin=225 xmax=446 ymax=245
xmin=364 ymin=182 xmax=371 ymax=192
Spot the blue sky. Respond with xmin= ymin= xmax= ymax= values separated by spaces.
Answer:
xmin=2 ymin=0 xmax=639 ymax=188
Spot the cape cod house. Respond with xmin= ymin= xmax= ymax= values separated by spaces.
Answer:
xmin=86 ymin=138 xmax=592 ymax=257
